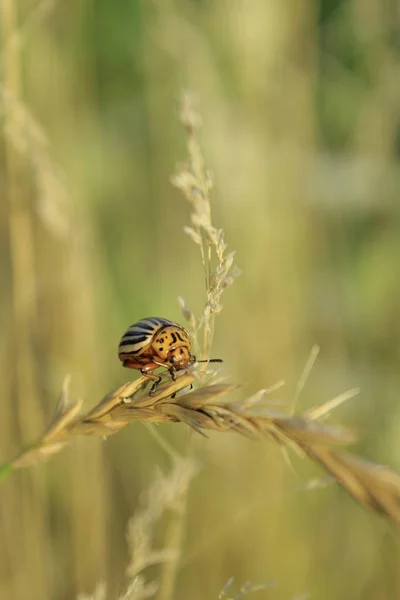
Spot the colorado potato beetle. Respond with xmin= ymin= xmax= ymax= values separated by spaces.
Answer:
xmin=118 ymin=317 xmax=222 ymax=395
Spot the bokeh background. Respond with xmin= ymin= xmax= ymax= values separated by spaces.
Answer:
xmin=1 ymin=0 xmax=400 ymax=598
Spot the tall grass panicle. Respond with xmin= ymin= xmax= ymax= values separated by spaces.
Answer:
xmin=172 ymin=91 xmax=240 ymax=359
xmin=77 ymin=458 xmax=198 ymax=600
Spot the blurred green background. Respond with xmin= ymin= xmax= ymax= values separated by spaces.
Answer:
xmin=1 ymin=0 xmax=400 ymax=598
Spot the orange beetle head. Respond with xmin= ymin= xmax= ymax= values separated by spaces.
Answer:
xmin=167 ymin=345 xmax=193 ymax=370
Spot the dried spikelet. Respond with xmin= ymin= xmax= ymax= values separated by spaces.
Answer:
xmin=78 ymin=460 xmax=197 ymax=600
xmin=171 ymin=90 xmax=240 ymax=359
xmin=124 ymin=458 xmax=198 ymax=599
xmin=3 ymin=369 xmax=400 ymax=527
xmin=126 ymin=458 xmax=198 ymax=577
xmin=11 ymin=377 xmax=83 ymax=469
xmin=302 ymin=447 xmax=400 ymax=526
xmin=0 ymin=85 xmax=71 ymax=237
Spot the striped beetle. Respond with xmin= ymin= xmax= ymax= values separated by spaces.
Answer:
xmin=118 ymin=317 xmax=222 ymax=395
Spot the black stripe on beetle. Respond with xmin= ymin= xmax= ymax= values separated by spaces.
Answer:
xmin=147 ymin=317 xmax=164 ymax=326
xmin=132 ymin=322 xmax=155 ymax=333
xmin=119 ymin=335 xmax=148 ymax=346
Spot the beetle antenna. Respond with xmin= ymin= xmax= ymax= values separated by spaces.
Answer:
xmin=196 ymin=359 xmax=223 ymax=363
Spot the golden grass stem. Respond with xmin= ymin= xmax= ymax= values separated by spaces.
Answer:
xmin=157 ymin=444 xmax=192 ymax=600
xmin=157 ymin=498 xmax=188 ymax=600
xmin=1 ymin=0 xmax=43 ymax=441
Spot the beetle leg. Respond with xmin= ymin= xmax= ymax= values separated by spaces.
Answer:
xmin=151 ymin=360 xmax=176 ymax=381
xmin=166 ymin=367 xmax=194 ymax=398
xmin=140 ymin=367 xmax=163 ymax=396
xmin=165 ymin=366 xmax=194 ymax=396
xmin=164 ymin=366 xmax=179 ymax=397
xmin=166 ymin=368 xmax=178 ymax=398
xmin=150 ymin=361 xmax=180 ymax=397
xmin=143 ymin=360 xmax=176 ymax=396
xmin=149 ymin=377 xmax=162 ymax=396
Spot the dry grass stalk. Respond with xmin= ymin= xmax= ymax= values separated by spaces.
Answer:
xmin=0 ymin=0 xmax=70 ymax=240
xmin=77 ymin=458 xmax=198 ymax=600
xmin=0 ymin=85 xmax=71 ymax=237
xmin=172 ymin=90 xmax=240 ymax=359
xmin=3 ymin=371 xmax=400 ymax=528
